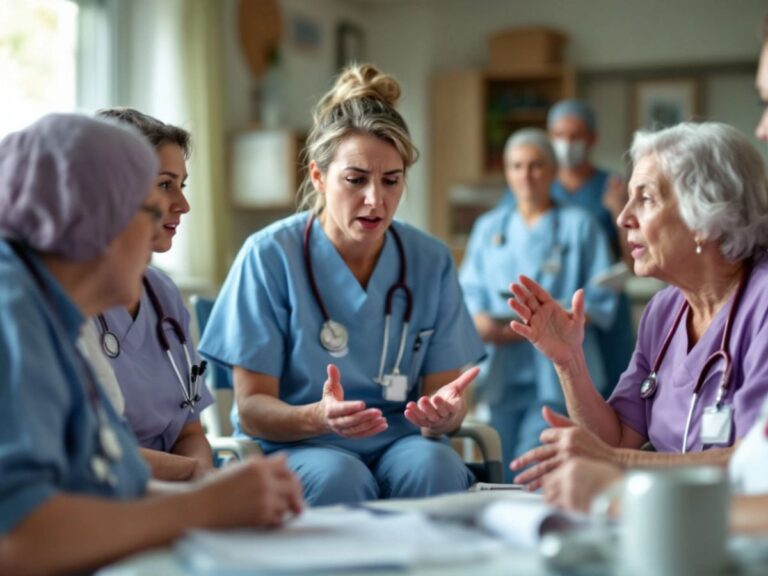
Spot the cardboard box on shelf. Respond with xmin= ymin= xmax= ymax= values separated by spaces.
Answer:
xmin=488 ymin=27 xmax=566 ymax=71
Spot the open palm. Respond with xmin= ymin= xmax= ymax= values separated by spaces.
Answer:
xmin=508 ymin=275 xmax=585 ymax=364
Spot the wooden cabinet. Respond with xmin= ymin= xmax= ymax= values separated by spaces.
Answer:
xmin=429 ymin=66 xmax=574 ymax=261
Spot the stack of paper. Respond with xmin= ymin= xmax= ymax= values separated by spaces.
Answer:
xmin=176 ymin=507 xmax=504 ymax=574
xmin=478 ymin=498 xmax=587 ymax=549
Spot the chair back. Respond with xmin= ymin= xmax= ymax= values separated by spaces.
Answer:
xmin=190 ymin=295 xmax=234 ymax=436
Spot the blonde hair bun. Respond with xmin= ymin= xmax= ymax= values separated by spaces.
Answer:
xmin=314 ymin=64 xmax=401 ymax=122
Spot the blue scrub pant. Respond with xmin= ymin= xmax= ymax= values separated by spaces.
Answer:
xmin=281 ymin=434 xmax=475 ymax=506
xmin=488 ymin=384 xmax=567 ymax=483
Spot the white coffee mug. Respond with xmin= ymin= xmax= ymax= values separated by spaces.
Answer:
xmin=593 ymin=466 xmax=729 ymax=576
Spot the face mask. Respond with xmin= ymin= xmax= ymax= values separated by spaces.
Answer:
xmin=552 ymin=138 xmax=588 ymax=168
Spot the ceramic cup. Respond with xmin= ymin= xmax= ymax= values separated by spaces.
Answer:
xmin=593 ymin=466 xmax=729 ymax=576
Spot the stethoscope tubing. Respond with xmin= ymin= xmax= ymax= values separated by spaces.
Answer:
xmin=644 ymin=259 xmax=753 ymax=452
xmin=97 ymin=275 xmax=200 ymax=409
xmin=303 ymin=214 xmax=414 ymax=381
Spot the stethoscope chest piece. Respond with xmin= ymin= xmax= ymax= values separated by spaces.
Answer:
xmin=101 ymin=330 xmax=120 ymax=359
xmin=320 ymin=319 xmax=349 ymax=357
xmin=640 ymin=371 xmax=658 ymax=399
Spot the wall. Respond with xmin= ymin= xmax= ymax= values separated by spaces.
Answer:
xmin=221 ymin=0 xmax=369 ymax=260
xmin=221 ymin=0 xmax=768 ymax=236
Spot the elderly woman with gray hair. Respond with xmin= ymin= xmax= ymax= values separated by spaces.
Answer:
xmin=460 ymin=127 xmax=618 ymax=481
xmin=507 ymin=122 xmax=768 ymax=490
xmin=0 ymin=114 xmax=302 ymax=575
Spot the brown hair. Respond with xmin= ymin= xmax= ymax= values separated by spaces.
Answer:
xmin=297 ymin=64 xmax=419 ymax=214
xmin=97 ymin=107 xmax=191 ymax=159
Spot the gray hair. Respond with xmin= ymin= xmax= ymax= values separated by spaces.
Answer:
xmin=630 ymin=122 xmax=768 ymax=261
xmin=297 ymin=64 xmax=419 ymax=214
xmin=503 ymin=128 xmax=557 ymax=167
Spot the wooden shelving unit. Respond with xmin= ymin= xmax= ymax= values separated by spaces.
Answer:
xmin=429 ymin=66 xmax=574 ymax=262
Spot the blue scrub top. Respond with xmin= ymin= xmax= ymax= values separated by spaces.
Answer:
xmin=459 ymin=204 xmax=617 ymax=404
xmin=0 ymin=241 xmax=149 ymax=535
xmin=199 ymin=212 xmax=485 ymax=455
xmin=99 ymin=266 xmax=214 ymax=451
xmin=550 ymin=169 xmax=618 ymax=248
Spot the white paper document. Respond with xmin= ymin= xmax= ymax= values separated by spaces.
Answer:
xmin=176 ymin=507 xmax=503 ymax=574
xmin=364 ymin=490 xmax=582 ymax=550
xmin=479 ymin=498 xmax=587 ymax=550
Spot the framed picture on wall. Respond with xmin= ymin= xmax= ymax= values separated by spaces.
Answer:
xmin=336 ymin=22 xmax=365 ymax=70
xmin=632 ymin=78 xmax=703 ymax=132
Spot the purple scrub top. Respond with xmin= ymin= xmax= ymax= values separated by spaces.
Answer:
xmin=101 ymin=266 xmax=214 ymax=451
xmin=609 ymin=253 xmax=768 ymax=452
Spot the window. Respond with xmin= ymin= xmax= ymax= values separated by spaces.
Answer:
xmin=0 ymin=0 xmax=79 ymax=139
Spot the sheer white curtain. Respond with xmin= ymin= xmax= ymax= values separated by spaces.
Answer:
xmin=108 ymin=0 xmax=229 ymax=290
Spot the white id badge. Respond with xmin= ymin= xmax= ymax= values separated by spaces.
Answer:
xmin=382 ymin=374 xmax=408 ymax=401
xmin=701 ymin=405 xmax=733 ymax=445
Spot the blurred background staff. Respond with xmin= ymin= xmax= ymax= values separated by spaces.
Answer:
xmin=547 ymin=99 xmax=636 ymax=395
xmin=460 ymin=128 xmax=617 ymax=482
xmin=199 ymin=64 xmax=484 ymax=506
xmin=88 ymin=108 xmax=214 ymax=482
xmin=0 ymin=114 xmax=301 ymax=575
xmin=509 ymin=121 xmax=768 ymax=490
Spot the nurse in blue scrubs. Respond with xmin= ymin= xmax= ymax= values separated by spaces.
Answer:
xmin=200 ymin=64 xmax=485 ymax=505
xmin=0 ymin=114 xmax=302 ymax=574
xmin=459 ymin=128 xmax=617 ymax=481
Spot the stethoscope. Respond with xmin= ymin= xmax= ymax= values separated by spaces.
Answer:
xmin=304 ymin=215 xmax=413 ymax=384
xmin=492 ymin=203 xmax=565 ymax=276
xmin=96 ymin=276 xmax=206 ymax=411
xmin=639 ymin=260 xmax=753 ymax=453
xmin=10 ymin=241 xmax=124 ymax=487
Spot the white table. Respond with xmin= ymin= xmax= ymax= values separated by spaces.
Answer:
xmin=98 ymin=547 xmax=551 ymax=576
xmin=96 ymin=491 xmax=768 ymax=576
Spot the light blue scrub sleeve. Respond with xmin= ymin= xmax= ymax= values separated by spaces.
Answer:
xmin=577 ymin=215 xmax=618 ymax=331
xmin=420 ymin=248 xmax=486 ymax=376
xmin=459 ymin=212 xmax=496 ymax=316
xmin=0 ymin=288 xmax=68 ymax=533
xmin=199 ymin=235 xmax=288 ymax=376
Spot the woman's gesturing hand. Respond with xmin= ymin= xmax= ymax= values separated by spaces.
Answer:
xmin=510 ymin=406 xmax=617 ymax=490
xmin=508 ymin=275 xmax=586 ymax=365
xmin=316 ymin=364 xmax=388 ymax=438
xmin=404 ymin=367 xmax=479 ymax=437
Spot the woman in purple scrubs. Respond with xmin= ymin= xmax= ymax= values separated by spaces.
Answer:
xmin=506 ymin=121 xmax=768 ymax=488
xmin=93 ymin=108 xmax=215 ymax=481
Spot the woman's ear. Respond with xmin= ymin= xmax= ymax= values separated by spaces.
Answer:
xmin=309 ymin=161 xmax=324 ymax=193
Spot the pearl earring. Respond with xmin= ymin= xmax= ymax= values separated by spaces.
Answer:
xmin=695 ymin=240 xmax=703 ymax=255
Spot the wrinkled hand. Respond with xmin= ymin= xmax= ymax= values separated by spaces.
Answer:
xmin=198 ymin=454 xmax=303 ymax=528
xmin=508 ymin=276 xmax=585 ymax=365
xmin=602 ymin=174 xmax=628 ymax=218
xmin=317 ymin=364 xmax=388 ymax=438
xmin=404 ymin=367 xmax=479 ymax=437
xmin=511 ymin=406 xmax=616 ymax=490
xmin=542 ymin=457 xmax=623 ymax=513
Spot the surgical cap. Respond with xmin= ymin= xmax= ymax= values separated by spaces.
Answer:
xmin=0 ymin=113 xmax=158 ymax=261
xmin=547 ymin=99 xmax=596 ymax=132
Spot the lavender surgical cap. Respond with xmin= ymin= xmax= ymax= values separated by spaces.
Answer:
xmin=547 ymin=99 xmax=596 ymax=132
xmin=0 ymin=113 xmax=158 ymax=260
